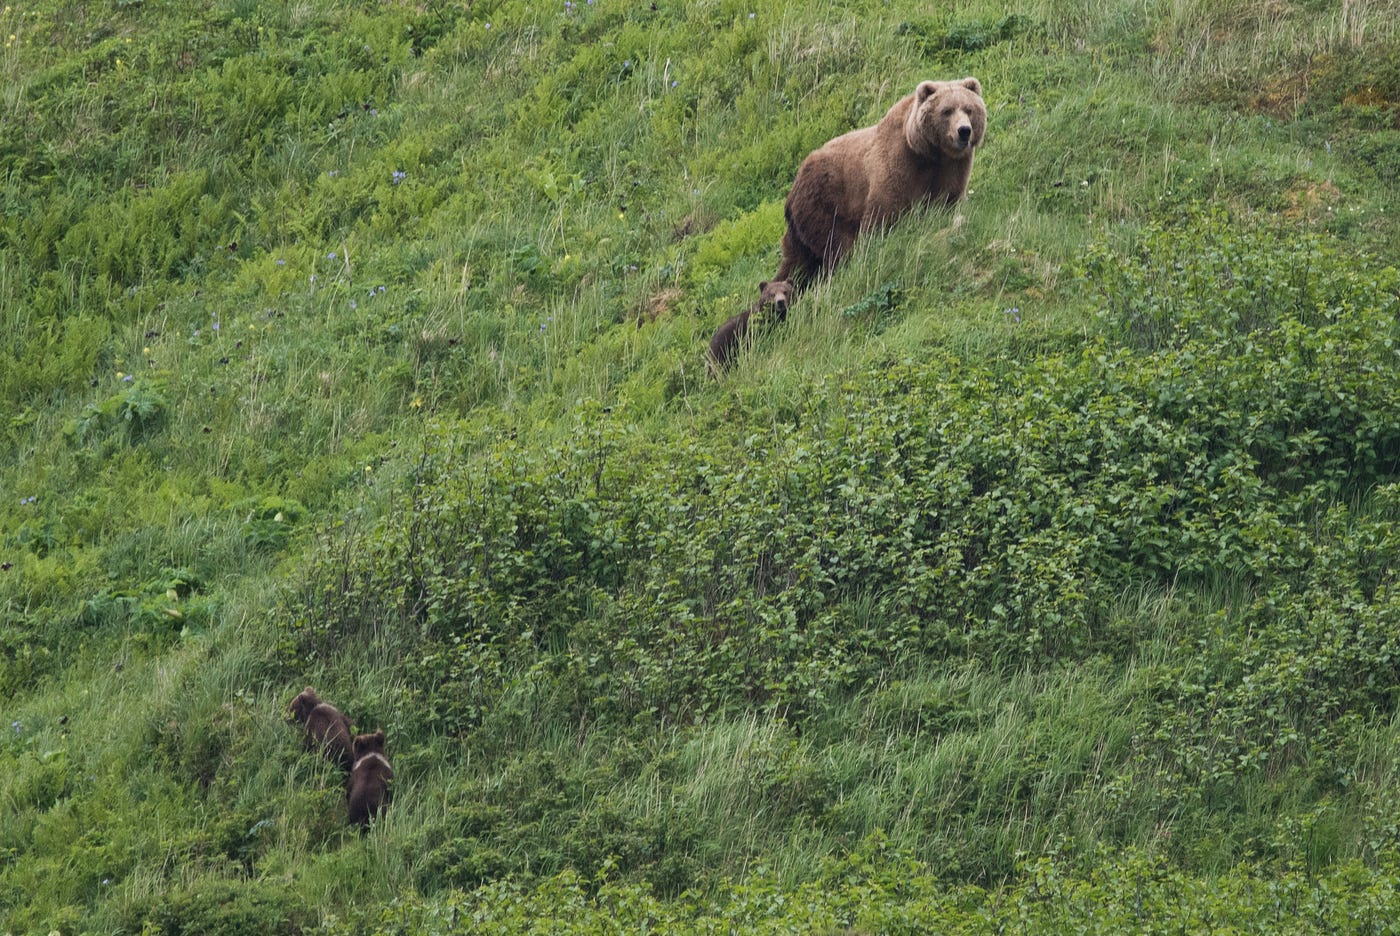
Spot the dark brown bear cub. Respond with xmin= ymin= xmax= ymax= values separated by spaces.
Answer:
xmin=347 ymin=730 xmax=394 ymax=827
xmin=708 ymin=279 xmax=795 ymax=375
xmin=287 ymin=686 xmax=354 ymax=771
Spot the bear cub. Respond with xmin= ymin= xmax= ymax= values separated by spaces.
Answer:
xmin=776 ymin=77 xmax=986 ymax=287
xmin=708 ymin=279 xmax=795 ymax=374
xmin=347 ymin=730 xmax=394 ymax=827
xmin=288 ymin=686 xmax=354 ymax=771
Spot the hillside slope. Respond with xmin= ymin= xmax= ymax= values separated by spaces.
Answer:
xmin=3 ymin=0 xmax=1400 ymax=931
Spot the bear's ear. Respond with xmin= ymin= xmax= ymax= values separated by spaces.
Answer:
xmin=915 ymin=80 xmax=941 ymax=105
xmin=759 ymin=280 xmax=769 ymax=291
xmin=959 ymin=77 xmax=982 ymax=96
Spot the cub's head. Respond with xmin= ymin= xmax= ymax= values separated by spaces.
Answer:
xmin=758 ymin=279 xmax=795 ymax=317
xmin=353 ymin=730 xmax=386 ymax=760
xmin=288 ymin=687 xmax=322 ymax=724
xmin=906 ymin=77 xmax=986 ymax=160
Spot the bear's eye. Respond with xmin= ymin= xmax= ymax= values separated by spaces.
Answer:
xmin=942 ymin=107 xmax=955 ymax=116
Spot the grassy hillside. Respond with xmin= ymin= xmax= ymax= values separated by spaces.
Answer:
xmin=3 ymin=0 xmax=1400 ymax=931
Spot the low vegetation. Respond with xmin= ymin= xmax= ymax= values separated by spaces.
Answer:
xmin=3 ymin=0 xmax=1399 ymax=931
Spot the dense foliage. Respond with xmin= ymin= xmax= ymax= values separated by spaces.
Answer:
xmin=310 ymin=218 xmax=1400 ymax=727
xmin=2 ymin=0 xmax=1400 ymax=931
xmin=289 ymin=217 xmax=1400 ymax=894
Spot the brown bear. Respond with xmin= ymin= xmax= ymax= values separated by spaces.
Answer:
xmin=347 ymin=730 xmax=394 ymax=827
xmin=775 ymin=77 xmax=986 ymax=287
xmin=287 ymin=687 xmax=354 ymax=772
xmin=707 ymin=279 xmax=795 ymax=375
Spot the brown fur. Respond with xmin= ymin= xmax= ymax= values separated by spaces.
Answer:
xmin=775 ymin=78 xmax=986 ymax=287
xmin=347 ymin=730 xmax=394 ymax=827
xmin=287 ymin=686 xmax=354 ymax=771
xmin=707 ymin=279 xmax=795 ymax=375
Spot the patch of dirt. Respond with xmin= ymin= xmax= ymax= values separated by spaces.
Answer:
xmin=1282 ymin=179 xmax=1341 ymax=221
xmin=637 ymin=288 xmax=683 ymax=326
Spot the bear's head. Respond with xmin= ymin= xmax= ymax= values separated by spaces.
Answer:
xmin=905 ymin=77 xmax=985 ymax=160
xmin=288 ymin=686 xmax=322 ymax=724
xmin=353 ymin=730 xmax=386 ymax=760
xmin=758 ymin=279 xmax=795 ymax=317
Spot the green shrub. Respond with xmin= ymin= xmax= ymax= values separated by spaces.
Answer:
xmin=132 ymin=878 xmax=313 ymax=936
xmin=293 ymin=218 xmax=1400 ymax=738
xmin=1081 ymin=206 xmax=1399 ymax=349
xmin=64 ymin=378 xmax=169 ymax=446
xmin=56 ymin=170 xmax=231 ymax=290
xmin=318 ymin=842 xmax=1400 ymax=935
xmin=684 ymin=200 xmax=785 ymax=286
xmin=897 ymin=12 xmax=1034 ymax=53
xmin=1350 ymin=130 xmax=1400 ymax=182
xmin=77 ymin=566 xmax=204 ymax=637
xmin=236 ymin=496 xmax=307 ymax=552
xmin=5 ymin=0 xmax=1400 ymax=928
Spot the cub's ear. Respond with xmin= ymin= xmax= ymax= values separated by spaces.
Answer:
xmin=959 ymin=77 xmax=983 ymax=96
xmin=759 ymin=280 xmax=769 ymax=291
xmin=915 ymin=80 xmax=941 ymax=104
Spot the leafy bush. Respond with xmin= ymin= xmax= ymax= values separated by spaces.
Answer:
xmin=64 ymin=378 xmax=169 ymax=446
xmin=237 ymin=496 xmax=306 ymax=552
xmin=1081 ymin=207 xmax=1400 ymax=350
xmin=897 ymin=13 xmax=1034 ymax=52
xmin=685 ymin=200 xmax=785 ymax=285
xmin=840 ymin=281 xmax=905 ymax=331
xmin=294 ymin=220 xmax=1400 ymax=744
xmin=131 ymin=878 xmax=313 ymax=936
xmin=78 ymin=566 xmax=206 ymax=635
xmin=5 ymin=0 xmax=1400 ymax=928
xmin=322 ymin=841 xmax=1400 ymax=935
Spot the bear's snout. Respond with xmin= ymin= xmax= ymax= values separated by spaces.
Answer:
xmin=957 ymin=124 xmax=972 ymax=145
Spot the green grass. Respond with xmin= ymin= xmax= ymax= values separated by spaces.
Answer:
xmin=3 ymin=0 xmax=1400 ymax=930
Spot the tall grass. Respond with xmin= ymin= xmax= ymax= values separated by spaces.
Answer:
xmin=2 ymin=0 xmax=1400 ymax=929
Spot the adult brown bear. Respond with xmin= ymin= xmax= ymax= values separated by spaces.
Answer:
xmin=775 ymin=78 xmax=986 ymax=287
